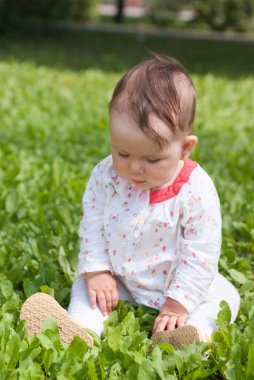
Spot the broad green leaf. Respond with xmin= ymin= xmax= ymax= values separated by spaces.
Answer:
xmin=121 ymin=312 xmax=139 ymax=335
xmin=150 ymin=346 xmax=166 ymax=379
xmin=36 ymin=333 xmax=53 ymax=350
xmin=0 ymin=351 xmax=5 ymax=375
xmin=58 ymin=246 xmax=75 ymax=280
xmin=104 ymin=310 xmax=118 ymax=333
xmin=4 ymin=370 xmax=19 ymax=380
xmin=28 ymin=238 xmax=41 ymax=259
xmin=19 ymin=341 xmax=42 ymax=362
xmin=86 ymin=355 xmax=101 ymax=380
xmin=217 ymin=301 xmax=232 ymax=326
xmin=106 ymin=327 xmax=122 ymax=351
xmin=42 ymin=348 xmax=55 ymax=372
xmin=224 ymin=360 xmax=243 ymax=380
xmin=23 ymin=278 xmax=38 ymax=298
xmin=52 ymin=157 xmax=62 ymax=188
xmin=18 ymin=361 xmax=44 ymax=380
xmin=84 ymin=328 xmax=101 ymax=347
xmin=5 ymin=332 xmax=21 ymax=370
xmin=56 ymin=207 xmax=73 ymax=230
xmin=0 ymin=278 xmax=14 ymax=298
xmin=138 ymin=360 xmax=157 ymax=379
xmin=155 ymin=343 xmax=174 ymax=355
xmin=174 ymin=353 xmax=184 ymax=375
xmin=0 ymin=320 xmax=11 ymax=350
xmin=227 ymin=269 xmax=247 ymax=284
xmin=246 ymin=343 xmax=254 ymax=380
xmin=109 ymin=362 xmax=123 ymax=379
xmin=127 ymin=360 xmax=156 ymax=379
xmin=68 ymin=336 xmax=89 ymax=358
xmin=42 ymin=318 xmax=61 ymax=342
xmin=223 ymin=342 xmax=243 ymax=379
xmin=5 ymin=190 xmax=18 ymax=214
xmin=40 ymin=285 xmax=55 ymax=297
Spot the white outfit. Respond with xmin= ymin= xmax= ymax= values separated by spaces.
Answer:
xmin=68 ymin=273 xmax=239 ymax=337
xmin=68 ymin=155 xmax=240 ymax=337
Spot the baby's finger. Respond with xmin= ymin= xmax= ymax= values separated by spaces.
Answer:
xmin=176 ymin=314 xmax=187 ymax=328
xmin=102 ymin=288 xmax=114 ymax=314
xmin=166 ymin=316 xmax=177 ymax=331
xmin=88 ymin=289 xmax=97 ymax=309
xmin=106 ymin=301 xmax=112 ymax=314
xmin=152 ymin=314 xmax=163 ymax=334
xmin=105 ymin=292 xmax=112 ymax=314
xmin=152 ymin=315 xmax=168 ymax=334
xmin=111 ymin=288 xmax=119 ymax=309
xmin=96 ymin=290 xmax=107 ymax=316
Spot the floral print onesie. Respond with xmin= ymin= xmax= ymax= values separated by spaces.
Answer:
xmin=78 ymin=155 xmax=221 ymax=314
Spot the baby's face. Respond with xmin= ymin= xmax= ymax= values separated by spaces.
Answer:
xmin=110 ymin=111 xmax=186 ymax=190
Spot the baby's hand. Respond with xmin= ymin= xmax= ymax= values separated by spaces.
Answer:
xmin=84 ymin=271 xmax=119 ymax=316
xmin=152 ymin=298 xmax=189 ymax=334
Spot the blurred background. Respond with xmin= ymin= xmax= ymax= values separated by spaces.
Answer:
xmin=0 ymin=6 xmax=254 ymax=376
xmin=1 ymin=0 xmax=254 ymax=33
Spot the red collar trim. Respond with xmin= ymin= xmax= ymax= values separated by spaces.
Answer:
xmin=149 ymin=159 xmax=198 ymax=205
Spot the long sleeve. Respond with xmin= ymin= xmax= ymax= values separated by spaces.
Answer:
xmin=78 ymin=160 xmax=112 ymax=275
xmin=165 ymin=170 xmax=222 ymax=314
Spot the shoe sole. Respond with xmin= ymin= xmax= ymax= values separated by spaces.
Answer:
xmin=20 ymin=292 xmax=93 ymax=347
xmin=151 ymin=325 xmax=203 ymax=350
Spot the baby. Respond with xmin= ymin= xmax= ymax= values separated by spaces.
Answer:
xmin=21 ymin=54 xmax=240 ymax=349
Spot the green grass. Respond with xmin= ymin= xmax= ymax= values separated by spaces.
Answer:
xmin=0 ymin=28 xmax=254 ymax=378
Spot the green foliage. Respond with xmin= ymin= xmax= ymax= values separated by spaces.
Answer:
xmin=145 ymin=0 xmax=254 ymax=32
xmin=193 ymin=0 xmax=254 ymax=32
xmin=145 ymin=0 xmax=186 ymax=28
xmin=1 ymin=286 xmax=254 ymax=378
xmin=0 ymin=0 xmax=99 ymax=28
xmin=0 ymin=30 xmax=254 ymax=378
xmin=70 ymin=0 xmax=100 ymax=21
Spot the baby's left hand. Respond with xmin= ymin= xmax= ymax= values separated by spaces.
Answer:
xmin=152 ymin=298 xmax=189 ymax=334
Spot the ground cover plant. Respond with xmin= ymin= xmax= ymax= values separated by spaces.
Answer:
xmin=0 ymin=28 xmax=254 ymax=379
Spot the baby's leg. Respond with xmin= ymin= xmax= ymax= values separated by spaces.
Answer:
xmin=20 ymin=292 xmax=93 ymax=346
xmin=67 ymin=275 xmax=106 ymax=336
xmin=151 ymin=273 xmax=240 ymax=349
xmin=186 ymin=272 xmax=240 ymax=339
xmin=68 ymin=274 xmax=136 ymax=336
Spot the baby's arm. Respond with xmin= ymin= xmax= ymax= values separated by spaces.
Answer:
xmin=84 ymin=271 xmax=119 ymax=315
xmin=78 ymin=159 xmax=119 ymax=314
xmin=155 ymin=170 xmax=222 ymax=332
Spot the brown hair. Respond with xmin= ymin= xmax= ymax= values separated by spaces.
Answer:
xmin=109 ymin=54 xmax=196 ymax=147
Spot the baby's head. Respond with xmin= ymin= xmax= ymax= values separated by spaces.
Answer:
xmin=109 ymin=54 xmax=198 ymax=190
xmin=109 ymin=54 xmax=196 ymax=146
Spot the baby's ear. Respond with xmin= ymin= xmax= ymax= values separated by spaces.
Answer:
xmin=182 ymin=135 xmax=198 ymax=159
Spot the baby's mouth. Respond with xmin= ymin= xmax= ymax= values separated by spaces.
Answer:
xmin=132 ymin=179 xmax=146 ymax=183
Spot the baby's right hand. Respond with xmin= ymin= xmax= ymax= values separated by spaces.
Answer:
xmin=84 ymin=271 xmax=119 ymax=316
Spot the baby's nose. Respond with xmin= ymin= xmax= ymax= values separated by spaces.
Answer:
xmin=130 ymin=159 xmax=144 ymax=174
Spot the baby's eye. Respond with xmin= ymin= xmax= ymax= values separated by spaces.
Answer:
xmin=118 ymin=152 xmax=129 ymax=158
xmin=147 ymin=158 xmax=160 ymax=163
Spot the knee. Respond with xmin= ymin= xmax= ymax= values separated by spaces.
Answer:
xmin=227 ymin=282 xmax=241 ymax=322
xmin=215 ymin=274 xmax=241 ymax=322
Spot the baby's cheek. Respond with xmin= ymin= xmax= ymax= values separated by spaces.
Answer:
xmin=113 ymin=161 xmax=128 ymax=178
xmin=148 ymin=166 xmax=161 ymax=178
